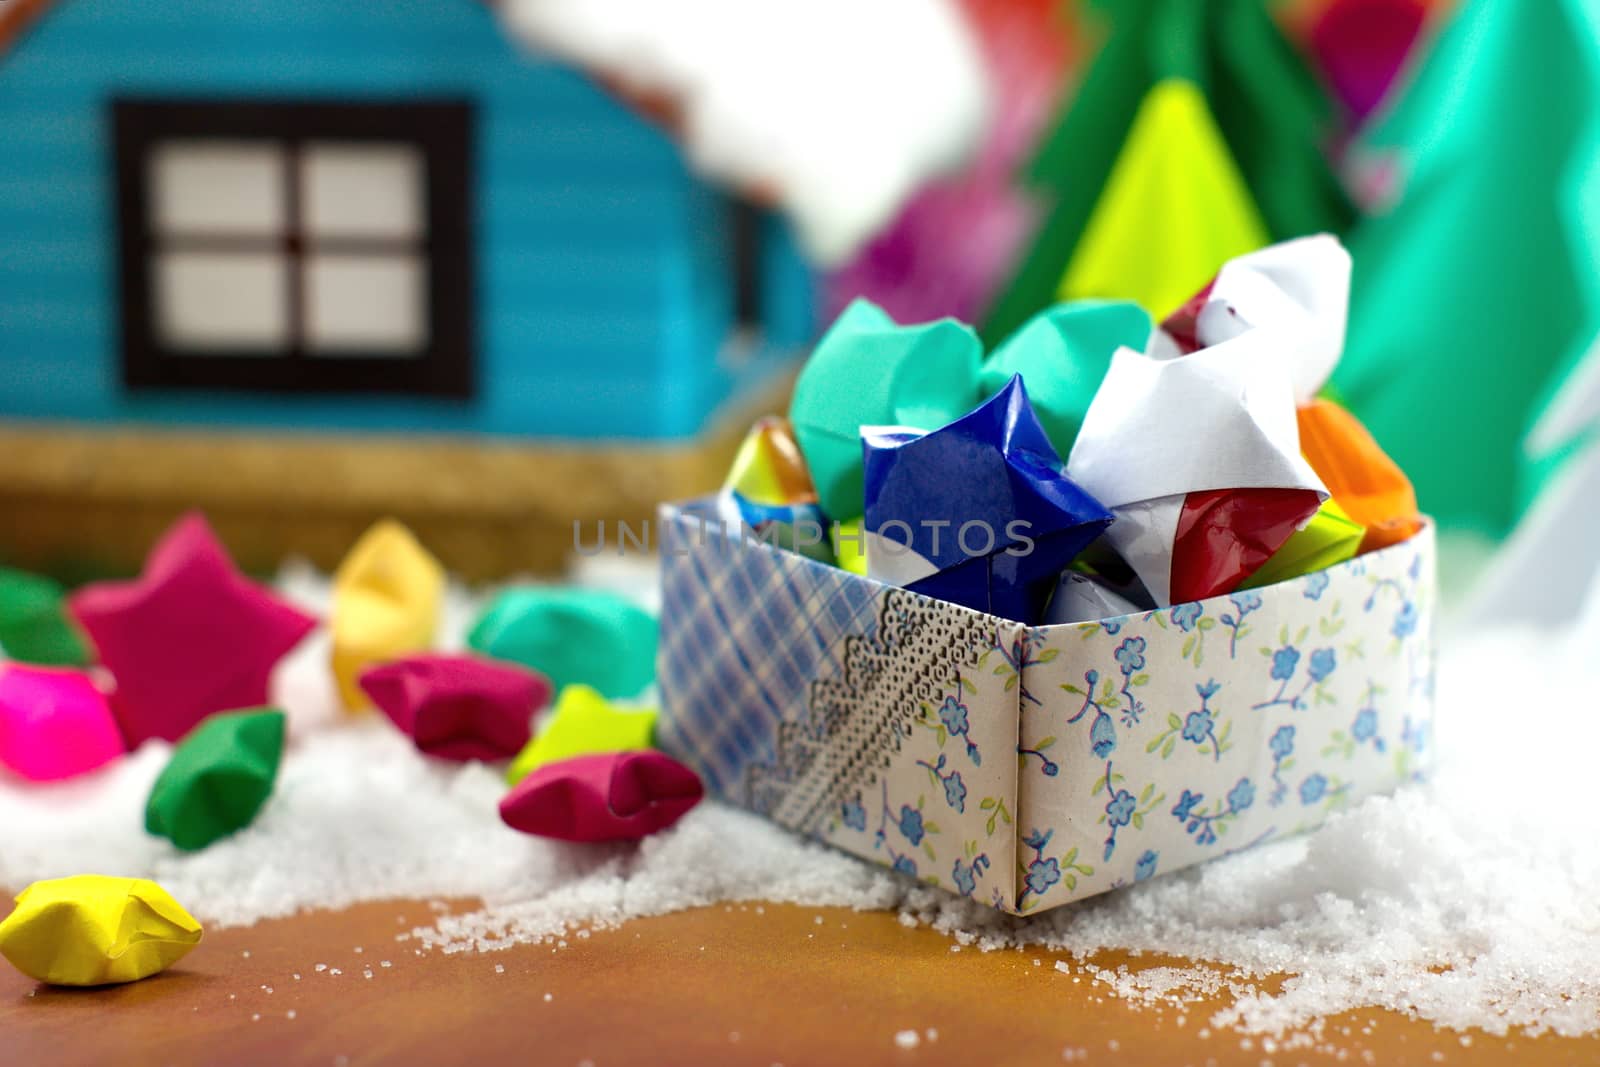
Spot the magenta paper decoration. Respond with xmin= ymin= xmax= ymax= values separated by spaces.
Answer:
xmin=67 ymin=513 xmax=318 ymax=747
xmin=1310 ymin=0 xmax=1430 ymax=123
xmin=0 ymin=664 xmax=125 ymax=782
xmin=359 ymin=653 xmax=551 ymax=762
xmin=498 ymin=750 xmax=704 ymax=843
xmin=824 ymin=0 xmax=1070 ymax=325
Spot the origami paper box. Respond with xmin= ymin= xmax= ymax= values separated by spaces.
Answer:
xmin=656 ymin=499 xmax=1435 ymax=915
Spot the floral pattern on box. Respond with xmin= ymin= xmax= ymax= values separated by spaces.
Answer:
xmin=1015 ymin=528 xmax=1434 ymax=913
xmin=656 ymin=499 xmax=1436 ymax=915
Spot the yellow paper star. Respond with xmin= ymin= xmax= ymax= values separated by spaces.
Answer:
xmin=331 ymin=520 xmax=445 ymax=711
xmin=506 ymin=684 xmax=657 ymax=785
xmin=724 ymin=416 xmax=819 ymax=506
xmin=0 ymin=875 xmax=202 ymax=986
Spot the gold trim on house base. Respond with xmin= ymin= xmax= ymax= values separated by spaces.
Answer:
xmin=0 ymin=383 xmax=790 ymax=581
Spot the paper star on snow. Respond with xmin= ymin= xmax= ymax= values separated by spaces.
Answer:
xmin=68 ymin=513 xmax=317 ymax=747
xmin=506 ymin=683 xmax=657 ymax=786
xmin=499 ymin=750 xmax=703 ymax=843
xmin=360 ymin=653 xmax=551 ymax=763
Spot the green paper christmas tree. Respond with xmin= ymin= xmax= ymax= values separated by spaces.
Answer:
xmin=1055 ymin=77 xmax=1270 ymax=318
xmin=1334 ymin=0 xmax=1600 ymax=536
xmin=982 ymin=0 xmax=1354 ymax=345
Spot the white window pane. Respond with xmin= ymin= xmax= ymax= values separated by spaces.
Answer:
xmin=303 ymin=253 xmax=426 ymax=354
xmin=301 ymin=143 xmax=424 ymax=240
xmin=155 ymin=251 xmax=289 ymax=350
xmin=150 ymin=141 xmax=284 ymax=237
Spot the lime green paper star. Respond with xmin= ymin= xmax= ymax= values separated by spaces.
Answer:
xmin=506 ymin=684 xmax=657 ymax=786
xmin=1238 ymin=499 xmax=1364 ymax=590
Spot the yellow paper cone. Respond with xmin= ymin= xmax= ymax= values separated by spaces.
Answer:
xmin=1059 ymin=78 xmax=1271 ymax=319
xmin=0 ymin=875 xmax=202 ymax=986
xmin=331 ymin=520 xmax=445 ymax=710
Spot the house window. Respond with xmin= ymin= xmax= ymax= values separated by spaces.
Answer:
xmin=729 ymin=197 xmax=765 ymax=337
xmin=111 ymin=98 xmax=474 ymax=396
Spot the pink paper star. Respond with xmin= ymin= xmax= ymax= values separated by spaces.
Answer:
xmin=359 ymin=653 xmax=551 ymax=762
xmin=499 ymin=750 xmax=704 ymax=843
xmin=0 ymin=664 xmax=125 ymax=782
xmin=67 ymin=513 xmax=317 ymax=747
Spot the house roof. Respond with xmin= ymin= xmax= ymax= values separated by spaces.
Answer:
xmin=0 ymin=0 xmax=53 ymax=53
xmin=0 ymin=0 xmax=989 ymax=266
xmin=495 ymin=0 xmax=989 ymax=266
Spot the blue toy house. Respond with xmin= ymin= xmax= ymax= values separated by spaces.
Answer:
xmin=0 ymin=0 xmax=818 ymax=576
xmin=0 ymin=0 xmax=815 ymax=437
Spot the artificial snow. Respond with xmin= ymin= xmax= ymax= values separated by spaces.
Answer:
xmin=2 ymin=568 xmax=1598 ymax=1041
xmin=886 ymin=623 xmax=1600 ymax=1040
xmin=495 ymin=0 xmax=988 ymax=266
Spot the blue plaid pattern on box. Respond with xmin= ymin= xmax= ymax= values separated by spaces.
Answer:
xmin=654 ymin=495 xmax=1438 ymax=915
xmin=656 ymin=501 xmax=880 ymax=796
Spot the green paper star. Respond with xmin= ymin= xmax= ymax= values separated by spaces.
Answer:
xmin=468 ymin=588 xmax=657 ymax=700
xmin=145 ymin=708 xmax=285 ymax=852
xmin=0 ymin=567 xmax=90 ymax=667
xmin=789 ymin=299 xmax=983 ymax=520
xmin=979 ymin=300 xmax=1152 ymax=458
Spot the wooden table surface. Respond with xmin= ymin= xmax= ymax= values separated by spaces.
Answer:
xmin=3 ymin=898 xmax=1594 ymax=1067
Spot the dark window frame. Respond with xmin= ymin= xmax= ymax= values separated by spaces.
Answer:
xmin=111 ymin=96 xmax=476 ymax=398
xmin=729 ymin=196 xmax=765 ymax=335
